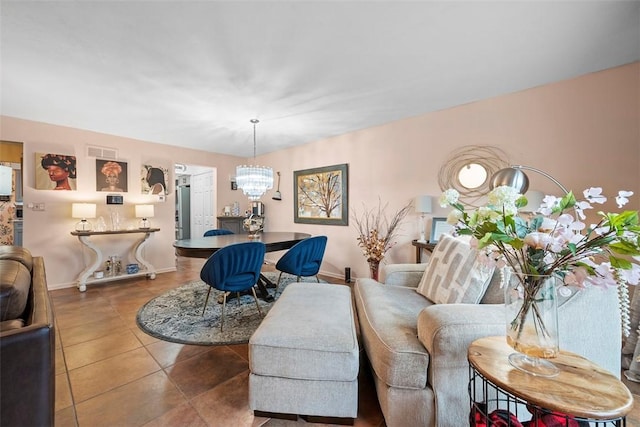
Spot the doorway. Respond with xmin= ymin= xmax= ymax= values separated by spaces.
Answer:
xmin=174 ymin=163 xmax=217 ymax=240
xmin=0 ymin=141 xmax=23 ymax=246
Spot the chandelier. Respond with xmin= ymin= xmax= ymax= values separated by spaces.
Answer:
xmin=236 ymin=119 xmax=274 ymax=201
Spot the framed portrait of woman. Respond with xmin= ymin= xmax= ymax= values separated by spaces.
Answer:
xmin=96 ymin=159 xmax=128 ymax=192
xmin=141 ymin=164 xmax=169 ymax=195
xmin=35 ymin=153 xmax=77 ymax=190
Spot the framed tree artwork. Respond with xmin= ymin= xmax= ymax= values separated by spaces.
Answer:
xmin=294 ymin=163 xmax=348 ymax=225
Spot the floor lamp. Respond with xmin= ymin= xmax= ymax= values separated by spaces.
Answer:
xmin=490 ymin=165 xmax=568 ymax=195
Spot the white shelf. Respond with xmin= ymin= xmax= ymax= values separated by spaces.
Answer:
xmin=84 ymin=270 xmax=153 ymax=285
xmin=71 ymin=228 xmax=159 ymax=292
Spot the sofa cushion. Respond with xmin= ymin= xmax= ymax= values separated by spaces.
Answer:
xmin=354 ymin=278 xmax=432 ymax=389
xmin=0 ymin=246 xmax=33 ymax=272
xmin=416 ymin=235 xmax=494 ymax=304
xmin=0 ymin=260 xmax=31 ymax=321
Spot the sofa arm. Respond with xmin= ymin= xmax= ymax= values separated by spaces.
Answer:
xmin=417 ymin=303 xmax=505 ymax=427
xmin=0 ymin=257 xmax=55 ymax=427
xmin=382 ymin=263 xmax=428 ymax=287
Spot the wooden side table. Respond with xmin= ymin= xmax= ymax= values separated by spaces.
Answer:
xmin=411 ymin=239 xmax=436 ymax=263
xmin=468 ymin=336 xmax=632 ymax=426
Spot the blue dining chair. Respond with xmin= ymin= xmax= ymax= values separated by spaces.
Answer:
xmin=203 ymin=229 xmax=234 ymax=237
xmin=274 ymin=236 xmax=328 ymax=293
xmin=200 ymin=241 xmax=266 ymax=331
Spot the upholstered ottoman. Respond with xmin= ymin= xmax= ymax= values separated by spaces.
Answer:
xmin=249 ymin=282 xmax=359 ymax=424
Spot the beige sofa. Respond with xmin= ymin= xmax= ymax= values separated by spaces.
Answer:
xmin=354 ymin=247 xmax=622 ymax=426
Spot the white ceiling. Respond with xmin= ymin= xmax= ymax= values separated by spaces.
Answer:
xmin=1 ymin=1 xmax=639 ymax=157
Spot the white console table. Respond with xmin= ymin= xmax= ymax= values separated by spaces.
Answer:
xmin=71 ymin=228 xmax=159 ymax=292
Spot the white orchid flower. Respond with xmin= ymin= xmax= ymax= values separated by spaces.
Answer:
xmin=574 ymin=200 xmax=592 ymax=220
xmin=619 ymin=265 xmax=640 ymax=285
xmin=584 ymin=187 xmax=607 ymax=204
xmin=523 ymin=232 xmax=553 ymax=250
xmin=563 ymin=267 xmax=589 ymax=288
xmin=538 ymin=217 xmax=557 ymax=232
xmin=616 ymin=190 xmax=634 ymax=208
xmin=539 ymin=195 xmax=560 ymax=216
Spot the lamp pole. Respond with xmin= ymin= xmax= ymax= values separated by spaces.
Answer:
xmin=491 ymin=165 xmax=569 ymax=195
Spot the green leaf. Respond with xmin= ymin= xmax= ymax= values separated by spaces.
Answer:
xmin=609 ymin=241 xmax=640 ymax=256
xmin=552 ymin=191 xmax=576 ymax=214
xmin=611 ymin=256 xmax=632 ymax=270
xmin=529 ymin=216 xmax=543 ymax=231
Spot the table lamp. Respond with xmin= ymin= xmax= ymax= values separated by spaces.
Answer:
xmin=72 ymin=203 xmax=97 ymax=232
xmin=135 ymin=204 xmax=154 ymax=229
xmin=415 ymin=195 xmax=432 ymax=243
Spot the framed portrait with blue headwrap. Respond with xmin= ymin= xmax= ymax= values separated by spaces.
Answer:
xmin=36 ymin=153 xmax=77 ymax=190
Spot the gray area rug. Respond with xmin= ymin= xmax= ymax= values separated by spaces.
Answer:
xmin=136 ymin=271 xmax=326 ymax=346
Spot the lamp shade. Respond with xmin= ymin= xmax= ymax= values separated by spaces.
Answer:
xmin=415 ymin=195 xmax=432 ymax=213
xmin=135 ymin=204 xmax=154 ymax=219
xmin=522 ymin=190 xmax=545 ymax=213
xmin=490 ymin=167 xmax=529 ymax=194
xmin=72 ymin=203 xmax=96 ymax=219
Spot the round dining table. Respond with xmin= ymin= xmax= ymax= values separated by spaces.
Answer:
xmin=173 ymin=231 xmax=312 ymax=301
xmin=173 ymin=231 xmax=312 ymax=259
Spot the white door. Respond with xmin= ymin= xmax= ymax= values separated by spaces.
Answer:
xmin=190 ymin=169 xmax=217 ymax=238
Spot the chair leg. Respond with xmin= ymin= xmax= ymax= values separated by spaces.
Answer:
xmin=275 ymin=271 xmax=284 ymax=294
xmin=251 ymin=287 xmax=263 ymax=316
xmin=202 ymin=287 xmax=212 ymax=316
xmin=220 ymin=292 xmax=227 ymax=332
xmin=237 ymin=292 xmax=241 ymax=307
xmin=315 ymin=275 xmax=320 ymax=283
xmin=296 ymin=276 xmax=301 ymax=282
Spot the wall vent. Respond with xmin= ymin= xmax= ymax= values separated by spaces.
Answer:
xmin=86 ymin=145 xmax=118 ymax=160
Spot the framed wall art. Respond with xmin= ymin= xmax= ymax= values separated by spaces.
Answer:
xmin=35 ymin=153 xmax=77 ymax=190
xmin=96 ymin=159 xmax=128 ymax=192
xmin=141 ymin=164 xmax=169 ymax=195
xmin=294 ymin=163 xmax=348 ymax=225
xmin=430 ymin=217 xmax=455 ymax=243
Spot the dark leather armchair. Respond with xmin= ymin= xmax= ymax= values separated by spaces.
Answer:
xmin=0 ymin=247 xmax=55 ymax=427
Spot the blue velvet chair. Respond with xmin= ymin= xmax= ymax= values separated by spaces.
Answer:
xmin=200 ymin=241 xmax=266 ymax=330
xmin=274 ymin=236 xmax=328 ymax=293
xmin=203 ymin=229 xmax=234 ymax=237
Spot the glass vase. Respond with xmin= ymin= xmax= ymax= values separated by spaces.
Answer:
xmin=503 ymin=268 xmax=560 ymax=377
xmin=369 ymin=260 xmax=380 ymax=281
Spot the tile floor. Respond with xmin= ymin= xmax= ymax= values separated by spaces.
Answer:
xmin=52 ymin=257 xmax=385 ymax=427
xmin=51 ymin=257 xmax=640 ymax=427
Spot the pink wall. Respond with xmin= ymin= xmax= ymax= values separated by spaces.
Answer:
xmin=0 ymin=118 xmax=243 ymax=288
xmin=1 ymin=62 xmax=638 ymax=287
xmin=260 ymin=63 xmax=639 ymax=279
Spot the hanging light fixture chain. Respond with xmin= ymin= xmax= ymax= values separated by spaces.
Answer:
xmin=236 ymin=118 xmax=273 ymax=201
xmin=251 ymin=118 xmax=259 ymax=160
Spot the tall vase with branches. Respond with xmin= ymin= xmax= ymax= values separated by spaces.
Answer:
xmin=353 ymin=199 xmax=412 ymax=281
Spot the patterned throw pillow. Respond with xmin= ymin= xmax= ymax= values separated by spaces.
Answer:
xmin=416 ymin=234 xmax=494 ymax=304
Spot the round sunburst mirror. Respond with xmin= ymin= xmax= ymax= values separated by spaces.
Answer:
xmin=438 ymin=145 xmax=510 ymax=207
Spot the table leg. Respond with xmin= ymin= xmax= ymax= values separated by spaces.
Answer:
xmin=133 ymin=231 xmax=157 ymax=279
xmin=76 ymin=235 xmax=103 ymax=292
